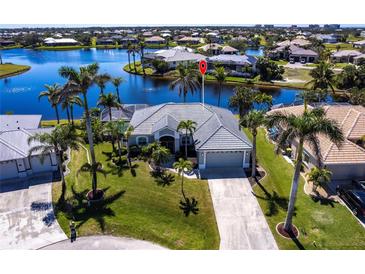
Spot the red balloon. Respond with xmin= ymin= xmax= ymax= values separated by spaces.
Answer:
xmin=199 ymin=60 xmax=207 ymax=75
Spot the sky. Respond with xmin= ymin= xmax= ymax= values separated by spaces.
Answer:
xmin=2 ymin=0 xmax=364 ymax=26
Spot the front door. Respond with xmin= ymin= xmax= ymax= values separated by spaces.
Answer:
xmin=159 ymin=136 xmax=175 ymax=153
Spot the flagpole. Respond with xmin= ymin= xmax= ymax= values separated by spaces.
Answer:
xmin=202 ymin=74 xmax=205 ymax=108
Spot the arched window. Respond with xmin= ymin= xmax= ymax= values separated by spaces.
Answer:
xmin=137 ymin=136 xmax=148 ymax=146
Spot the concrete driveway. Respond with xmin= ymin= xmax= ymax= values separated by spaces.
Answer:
xmin=41 ymin=236 xmax=168 ymax=250
xmin=0 ymin=173 xmax=67 ymax=249
xmin=202 ymin=168 xmax=278 ymax=250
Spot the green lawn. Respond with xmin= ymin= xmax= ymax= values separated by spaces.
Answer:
xmin=0 ymin=64 xmax=31 ymax=78
xmin=283 ymin=68 xmax=313 ymax=83
xmin=324 ymin=43 xmax=355 ymax=51
xmin=123 ymin=62 xmax=154 ymax=75
xmin=244 ymin=128 xmax=365 ymax=250
xmin=52 ymin=142 xmax=220 ymax=249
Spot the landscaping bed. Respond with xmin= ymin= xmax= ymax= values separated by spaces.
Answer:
xmin=0 ymin=64 xmax=31 ymax=78
xmin=52 ymin=142 xmax=220 ymax=250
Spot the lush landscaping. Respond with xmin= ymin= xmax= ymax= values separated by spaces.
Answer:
xmin=0 ymin=64 xmax=31 ymax=78
xmin=244 ymin=128 xmax=365 ymax=250
xmin=52 ymin=142 xmax=220 ymax=249
xmin=123 ymin=62 xmax=154 ymax=75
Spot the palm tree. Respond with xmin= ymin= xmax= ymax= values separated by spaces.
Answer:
xmin=151 ymin=145 xmax=171 ymax=168
xmin=97 ymin=93 xmax=122 ymax=122
xmin=122 ymin=124 xmax=134 ymax=168
xmin=169 ymin=64 xmax=200 ymax=102
xmin=139 ymin=41 xmax=146 ymax=76
xmin=177 ymin=120 xmax=197 ymax=159
xmin=103 ymin=121 xmax=122 ymax=158
xmin=213 ymin=66 xmax=227 ymax=106
xmin=307 ymin=166 xmax=332 ymax=194
xmin=173 ymin=158 xmax=193 ymax=200
xmin=28 ymin=125 xmax=82 ymax=198
xmin=94 ymin=73 xmax=111 ymax=95
xmin=267 ymin=107 xmax=344 ymax=232
xmin=240 ymin=110 xmax=266 ymax=178
xmin=68 ymin=95 xmax=83 ymax=125
xmin=307 ymin=61 xmax=335 ymax=93
xmin=229 ymin=86 xmax=272 ymax=121
xmin=39 ymin=84 xmax=62 ymax=124
xmin=59 ymin=63 xmax=101 ymax=198
xmin=111 ymin=76 xmax=125 ymax=103
xmin=127 ymin=42 xmax=132 ymax=70
xmin=131 ymin=45 xmax=138 ymax=73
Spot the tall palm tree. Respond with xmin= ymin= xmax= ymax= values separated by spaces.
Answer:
xmin=213 ymin=66 xmax=227 ymax=106
xmin=307 ymin=61 xmax=335 ymax=93
xmin=59 ymin=63 xmax=101 ymax=198
xmin=94 ymin=73 xmax=111 ymax=95
xmin=139 ymin=41 xmax=146 ymax=76
xmin=307 ymin=166 xmax=332 ymax=194
xmin=97 ymin=93 xmax=122 ymax=122
xmin=267 ymin=107 xmax=344 ymax=232
xmin=240 ymin=110 xmax=266 ymax=178
xmin=169 ymin=64 xmax=200 ymax=102
xmin=68 ymin=95 xmax=83 ymax=125
xmin=177 ymin=120 xmax=197 ymax=159
xmin=127 ymin=42 xmax=132 ymax=70
xmin=39 ymin=84 xmax=62 ymax=124
xmin=173 ymin=158 xmax=193 ymax=200
xmin=111 ymin=76 xmax=125 ymax=103
xmin=122 ymin=124 xmax=134 ymax=168
xmin=28 ymin=125 xmax=82 ymax=196
xmin=131 ymin=45 xmax=138 ymax=73
xmin=229 ymin=86 xmax=272 ymax=121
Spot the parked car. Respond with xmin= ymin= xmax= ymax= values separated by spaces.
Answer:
xmin=289 ymin=58 xmax=295 ymax=64
xmin=337 ymin=186 xmax=365 ymax=216
xmin=352 ymin=179 xmax=365 ymax=191
xmin=300 ymin=58 xmax=306 ymax=64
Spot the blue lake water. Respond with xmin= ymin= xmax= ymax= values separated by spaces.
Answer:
xmin=1 ymin=48 xmax=302 ymax=120
xmin=245 ymin=47 xmax=264 ymax=57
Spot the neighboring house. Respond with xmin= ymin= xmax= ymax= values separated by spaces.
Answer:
xmin=361 ymin=31 xmax=365 ymax=38
xmin=96 ymin=37 xmax=115 ymax=45
xmin=177 ymin=37 xmax=202 ymax=45
xmin=314 ymin=34 xmax=340 ymax=44
xmin=119 ymin=36 xmax=139 ymax=45
xmin=144 ymin=48 xmax=206 ymax=69
xmin=129 ymin=103 xmax=252 ymax=169
xmin=221 ymin=45 xmax=239 ymax=55
xmin=0 ymin=39 xmax=15 ymax=47
xmin=331 ymin=50 xmax=362 ymax=63
xmin=205 ymin=32 xmax=222 ymax=44
xmin=43 ymin=38 xmax=79 ymax=46
xmin=276 ymin=38 xmax=311 ymax=47
xmin=100 ymin=104 xmax=149 ymax=122
xmin=354 ymin=54 xmax=365 ymax=65
xmin=268 ymin=44 xmax=318 ymax=63
xmin=0 ymin=115 xmax=41 ymax=132
xmin=207 ymin=54 xmax=257 ymax=75
xmin=0 ymin=115 xmax=58 ymax=181
xmin=268 ymin=104 xmax=365 ymax=182
xmin=353 ymin=40 xmax=365 ymax=49
xmin=145 ymin=36 xmax=166 ymax=45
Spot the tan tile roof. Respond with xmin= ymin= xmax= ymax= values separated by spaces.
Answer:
xmin=268 ymin=104 xmax=365 ymax=164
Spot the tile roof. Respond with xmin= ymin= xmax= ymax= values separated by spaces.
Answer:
xmin=0 ymin=115 xmax=42 ymax=132
xmin=130 ymin=103 xmax=252 ymax=151
xmin=100 ymin=104 xmax=149 ymax=122
xmin=207 ymin=54 xmax=257 ymax=65
xmin=268 ymin=104 xmax=365 ymax=164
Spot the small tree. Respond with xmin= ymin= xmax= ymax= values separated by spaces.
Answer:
xmin=39 ymin=84 xmax=61 ymax=124
xmin=177 ymin=120 xmax=197 ymax=159
xmin=307 ymin=167 xmax=332 ymax=194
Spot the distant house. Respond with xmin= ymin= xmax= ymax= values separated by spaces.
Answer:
xmin=129 ymin=103 xmax=252 ymax=169
xmin=43 ymin=38 xmax=79 ymax=46
xmin=144 ymin=48 xmax=205 ymax=69
xmin=0 ymin=115 xmax=58 ymax=182
xmin=119 ymin=36 xmax=139 ymax=45
xmin=331 ymin=50 xmax=362 ymax=63
xmin=198 ymin=43 xmax=223 ymax=55
xmin=276 ymin=38 xmax=311 ymax=47
xmin=314 ymin=34 xmax=340 ymax=44
xmin=221 ymin=45 xmax=239 ymax=55
xmin=267 ymin=104 xmax=365 ymax=183
xmin=354 ymin=54 xmax=365 ymax=65
xmin=207 ymin=54 xmax=257 ymax=76
xmin=96 ymin=37 xmax=115 ymax=45
xmin=268 ymin=45 xmax=318 ymax=63
xmin=145 ymin=36 xmax=166 ymax=45
xmin=0 ymin=39 xmax=15 ymax=47
xmin=100 ymin=104 xmax=149 ymax=122
xmin=353 ymin=40 xmax=365 ymax=49
xmin=142 ymin=31 xmax=153 ymax=38
xmin=205 ymin=32 xmax=223 ymax=44
xmin=177 ymin=37 xmax=202 ymax=45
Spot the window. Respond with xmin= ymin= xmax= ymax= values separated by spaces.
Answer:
xmin=137 ymin=136 xmax=148 ymax=146
xmin=303 ymin=151 xmax=310 ymax=165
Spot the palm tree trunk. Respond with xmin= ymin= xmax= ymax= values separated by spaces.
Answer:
xmin=66 ymin=106 xmax=71 ymax=123
xmin=116 ymin=135 xmax=122 ymax=161
xmin=185 ymin=130 xmax=188 ymax=159
xmin=141 ymin=49 xmax=146 ymax=76
xmin=133 ymin=53 xmax=137 ymax=73
xmin=252 ymin=131 xmax=257 ymax=178
xmin=70 ymin=105 xmax=74 ymax=125
xmin=116 ymin=87 xmax=121 ymax=103
xmin=284 ymin=140 xmax=304 ymax=232
xmin=57 ymin=150 xmax=66 ymax=201
xmin=108 ymin=108 xmax=116 ymax=151
xmin=181 ymin=175 xmax=186 ymax=200
xmin=128 ymin=51 xmax=131 ymax=70
xmin=55 ymin=105 xmax=60 ymax=124
xmin=82 ymin=93 xmax=98 ymax=196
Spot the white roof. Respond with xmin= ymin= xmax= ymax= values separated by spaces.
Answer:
xmin=44 ymin=38 xmax=78 ymax=44
xmin=0 ymin=115 xmax=41 ymax=132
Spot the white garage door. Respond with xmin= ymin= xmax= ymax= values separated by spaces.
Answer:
xmin=206 ymin=151 xmax=244 ymax=168
xmin=0 ymin=161 xmax=18 ymax=181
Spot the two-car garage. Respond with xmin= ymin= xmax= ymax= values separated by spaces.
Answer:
xmin=199 ymin=150 xmax=251 ymax=169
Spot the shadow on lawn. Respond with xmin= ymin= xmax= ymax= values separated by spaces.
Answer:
xmin=150 ymin=168 xmax=175 ymax=187
xmin=55 ymin=185 xmax=125 ymax=232
xmin=106 ymin=162 xmax=138 ymax=178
